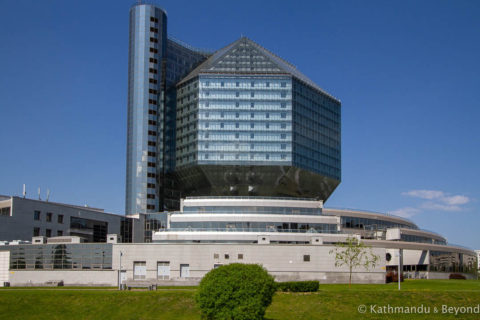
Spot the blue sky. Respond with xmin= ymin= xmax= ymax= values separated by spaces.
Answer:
xmin=0 ymin=0 xmax=479 ymax=248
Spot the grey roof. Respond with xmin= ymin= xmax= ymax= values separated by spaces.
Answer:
xmin=177 ymin=37 xmax=339 ymax=102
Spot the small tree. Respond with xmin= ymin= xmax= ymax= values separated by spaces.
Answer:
xmin=329 ymin=237 xmax=379 ymax=287
xmin=196 ymin=263 xmax=276 ymax=320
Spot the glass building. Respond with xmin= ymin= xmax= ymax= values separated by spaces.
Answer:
xmin=125 ymin=3 xmax=208 ymax=214
xmin=126 ymin=6 xmax=340 ymax=214
xmin=175 ymin=37 xmax=341 ymax=200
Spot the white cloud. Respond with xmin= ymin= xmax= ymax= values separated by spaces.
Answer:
xmin=402 ymin=189 xmax=470 ymax=210
xmin=402 ymin=190 xmax=445 ymax=200
xmin=389 ymin=207 xmax=421 ymax=218
xmin=391 ymin=189 xmax=471 ymax=217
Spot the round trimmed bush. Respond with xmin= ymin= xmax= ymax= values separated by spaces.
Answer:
xmin=196 ymin=263 xmax=276 ymax=320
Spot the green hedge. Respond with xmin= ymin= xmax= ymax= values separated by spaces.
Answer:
xmin=276 ymin=281 xmax=319 ymax=292
xmin=196 ymin=263 xmax=276 ymax=320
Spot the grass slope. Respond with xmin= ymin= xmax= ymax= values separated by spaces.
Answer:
xmin=0 ymin=280 xmax=478 ymax=320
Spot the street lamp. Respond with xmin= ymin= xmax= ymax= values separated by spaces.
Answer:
xmin=118 ymin=251 xmax=123 ymax=290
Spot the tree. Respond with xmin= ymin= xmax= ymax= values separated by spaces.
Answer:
xmin=196 ymin=263 xmax=276 ymax=320
xmin=329 ymin=236 xmax=379 ymax=287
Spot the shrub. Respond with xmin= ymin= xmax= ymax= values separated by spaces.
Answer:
xmin=196 ymin=263 xmax=276 ymax=320
xmin=449 ymin=273 xmax=466 ymax=280
xmin=276 ymin=281 xmax=319 ymax=292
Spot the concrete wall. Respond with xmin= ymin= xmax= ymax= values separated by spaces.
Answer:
xmin=0 ymin=251 xmax=9 ymax=286
xmin=113 ymin=243 xmax=386 ymax=284
xmin=8 ymin=270 xmax=117 ymax=286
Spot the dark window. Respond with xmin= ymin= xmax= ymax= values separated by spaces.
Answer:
xmin=148 ymin=151 xmax=156 ymax=157
xmin=225 ymin=254 xmax=229 ymax=259
xmin=303 ymin=255 xmax=310 ymax=262
xmin=148 ymin=130 xmax=157 ymax=136
xmin=148 ymin=141 xmax=156 ymax=146
xmin=57 ymin=230 xmax=63 ymax=236
xmin=147 ymin=183 xmax=155 ymax=189
xmin=148 ymin=109 xmax=157 ymax=115
xmin=250 ymin=92 xmax=254 ymax=97
xmin=266 ymin=113 xmax=269 ymax=118
xmin=33 ymin=227 xmax=40 ymax=237
xmin=46 ymin=212 xmax=52 ymax=222
xmin=149 ymin=58 xmax=158 ymax=64
xmin=148 ymin=99 xmax=157 ymax=105
xmin=149 ymin=78 xmax=158 ymax=84
xmin=281 ymin=82 xmax=286 ymax=87
xmin=147 ymin=205 xmax=155 ymax=210
xmin=58 ymin=215 xmax=64 ymax=224
xmin=34 ymin=211 xmax=41 ymax=221
xmin=147 ymin=162 xmax=156 ymax=168
xmin=150 ymin=37 xmax=158 ymax=43
xmin=266 ymin=82 xmax=270 ymax=87
xmin=148 ymin=120 xmax=157 ymax=126
xmin=281 ymin=102 xmax=286 ymax=108
xmin=236 ymin=82 xmax=239 ymax=87
xmin=147 ymin=194 xmax=155 ymax=199
xmin=238 ymin=254 xmax=243 ymax=260
xmin=150 ymin=27 xmax=159 ymax=33
xmin=149 ymin=68 xmax=157 ymax=74
xmin=149 ymin=48 xmax=158 ymax=54
xmin=46 ymin=229 xmax=52 ymax=237
xmin=147 ymin=173 xmax=156 ymax=178
xmin=251 ymin=102 xmax=254 ymax=108
xmin=251 ymin=81 xmax=254 ymax=87
xmin=149 ymin=89 xmax=158 ymax=94
xmin=236 ymin=92 xmax=239 ymax=97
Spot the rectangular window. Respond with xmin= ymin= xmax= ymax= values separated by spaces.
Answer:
xmin=220 ymin=123 xmax=224 ymax=128
xmin=251 ymin=81 xmax=254 ymax=87
xmin=0 ymin=207 xmax=10 ymax=216
xmin=266 ymin=113 xmax=269 ymax=118
xmin=180 ymin=264 xmax=190 ymax=278
xmin=134 ymin=261 xmax=147 ymax=280
xmin=34 ymin=210 xmax=41 ymax=221
xmin=147 ymin=162 xmax=156 ymax=167
xmin=33 ymin=227 xmax=40 ymax=237
xmin=205 ymin=81 xmax=210 ymax=86
xmin=148 ymin=141 xmax=156 ymax=146
xmin=147 ymin=205 xmax=155 ymax=210
xmin=157 ymin=261 xmax=170 ymax=280
xmin=149 ymin=58 xmax=158 ymax=64
xmin=281 ymin=82 xmax=286 ymax=87
xmin=149 ymin=48 xmax=158 ymax=54
xmin=150 ymin=27 xmax=159 ymax=33
xmin=57 ymin=214 xmax=63 ymax=224
xmin=281 ymin=113 xmax=286 ymax=118
xmin=148 ymin=109 xmax=157 ymax=115
xmin=250 ymin=92 xmax=254 ymax=97
xmin=235 ymin=133 xmax=239 ymax=138
xmin=236 ymin=92 xmax=239 ymax=97
xmin=250 ymin=133 xmax=254 ymax=138
xmin=235 ymin=113 xmax=239 ymax=118
xmin=149 ymin=78 xmax=158 ymax=84
xmin=303 ymin=255 xmax=310 ymax=262
xmin=281 ymin=91 xmax=286 ymax=98
xmin=148 ymin=130 xmax=157 ymax=136
xmin=147 ymin=183 xmax=155 ymax=189
xmin=251 ymin=102 xmax=254 ymax=108
xmin=281 ymin=102 xmax=286 ymax=108
xmin=225 ymin=254 xmax=230 ymax=259
xmin=147 ymin=194 xmax=155 ymax=199
xmin=281 ymin=134 xmax=286 ymax=139
xmin=281 ymin=123 xmax=286 ymax=129
xmin=46 ymin=229 xmax=52 ymax=237
xmin=150 ymin=37 xmax=158 ymax=43
xmin=235 ymin=102 xmax=239 ymax=108
xmin=236 ymin=82 xmax=239 ymax=87
xmin=221 ymin=81 xmax=224 ymax=87
xmin=148 ymin=151 xmax=156 ymax=157
xmin=57 ymin=230 xmax=63 ymax=236
xmin=46 ymin=212 xmax=52 ymax=222
xmin=281 ymin=144 xmax=286 ymax=150
xmin=266 ymin=82 xmax=270 ymax=87
xmin=250 ymin=123 xmax=254 ymax=129
xmin=148 ymin=120 xmax=157 ymax=126
xmin=147 ymin=172 xmax=156 ymax=178
xmin=238 ymin=254 xmax=243 ymax=260
xmin=235 ymin=123 xmax=239 ymax=128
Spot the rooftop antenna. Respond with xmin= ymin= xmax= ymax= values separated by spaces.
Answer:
xmin=22 ymin=184 xmax=26 ymax=198
xmin=38 ymin=187 xmax=41 ymax=200
xmin=46 ymin=189 xmax=50 ymax=202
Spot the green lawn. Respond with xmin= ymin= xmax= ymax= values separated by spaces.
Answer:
xmin=0 ymin=280 xmax=479 ymax=319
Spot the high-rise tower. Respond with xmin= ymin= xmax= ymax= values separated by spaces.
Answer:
xmin=126 ymin=4 xmax=208 ymax=215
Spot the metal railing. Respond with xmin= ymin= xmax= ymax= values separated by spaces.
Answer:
xmin=155 ymin=227 xmax=338 ymax=234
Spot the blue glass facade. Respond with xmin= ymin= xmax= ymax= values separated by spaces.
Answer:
xmin=126 ymin=4 xmax=167 ymax=215
xmin=125 ymin=4 xmax=208 ymax=214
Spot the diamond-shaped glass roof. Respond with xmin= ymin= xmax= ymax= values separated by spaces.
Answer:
xmin=178 ymin=37 xmax=339 ymax=101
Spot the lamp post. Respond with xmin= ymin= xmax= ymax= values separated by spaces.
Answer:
xmin=118 ymin=251 xmax=123 ymax=290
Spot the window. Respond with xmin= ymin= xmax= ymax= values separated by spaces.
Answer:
xmin=221 ymin=81 xmax=224 ymax=87
xmin=180 ymin=264 xmax=190 ymax=278
xmin=281 ymin=123 xmax=286 ymax=129
xmin=281 ymin=154 xmax=286 ymax=159
xmin=205 ymin=123 xmax=209 ymax=128
xmin=235 ymin=123 xmax=239 ymax=128
xmin=281 ymin=134 xmax=286 ymax=139
xmin=157 ymin=261 xmax=170 ymax=280
xmin=149 ymin=58 xmax=158 ymax=64
xmin=150 ymin=27 xmax=159 ymax=33
xmin=148 ymin=109 xmax=157 ymax=115
xmin=235 ymin=154 xmax=239 ymax=159
xmin=220 ymin=123 xmax=224 ymax=128
xmin=214 ymin=253 xmax=219 ymax=259
xmin=235 ymin=102 xmax=239 ymax=108
xmin=205 ymin=143 xmax=209 ymax=149
xmin=57 ymin=230 xmax=63 ymax=236
xmin=266 ymin=113 xmax=269 ymax=118
xmin=235 ymin=113 xmax=239 ymax=118
xmin=147 ymin=173 xmax=156 ymax=178
xmin=148 ymin=120 xmax=157 ymax=126
xmin=46 ymin=212 xmax=52 ymax=222
xmin=250 ymin=92 xmax=254 ymax=97
xmin=0 ymin=207 xmax=10 ymax=216
xmin=236 ymin=92 xmax=239 ymax=97
xmin=250 ymin=144 xmax=254 ymax=150
xmin=281 ymin=144 xmax=286 ymax=150
xmin=148 ymin=141 xmax=156 ymax=146
xmin=250 ymin=113 xmax=254 ymax=118
xmin=148 ymin=151 xmax=156 ymax=157
xmin=33 ymin=227 xmax=40 ymax=237
xmin=149 ymin=48 xmax=158 ymax=54
xmin=205 ymin=133 xmax=209 ymax=138
xmin=147 ymin=183 xmax=155 ymax=189
xmin=225 ymin=254 xmax=230 ymax=259
xmin=205 ymin=112 xmax=209 ymax=118
xmin=147 ymin=194 xmax=155 ymax=199
xmin=266 ymin=123 xmax=270 ymax=129
xmin=220 ymin=112 xmax=224 ymax=118
xmin=281 ymin=91 xmax=286 ymax=98
xmin=266 ymin=154 xmax=270 ymax=160
xmin=205 ymin=81 xmax=209 ymax=86
xmin=281 ymin=82 xmax=286 ymax=87
xmin=148 ymin=130 xmax=157 ymax=136
xmin=235 ymin=133 xmax=239 ymax=139
xmin=150 ymin=17 xmax=158 ymax=23
xmin=250 ymin=133 xmax=254 ymax=138
xmin=238 ymin=254 xmax=243 ymax=260
xmin=303 ymin=255 xmax=310 ymax=262
xmin=147 ymin=205 xmax=155 ymax=210
xmin=236 ymin=82 xmax=239 ymax=87
xmin=204 ymin=154 xmax=209 ymax=159
xmin=148 ymin=162 xmax=156 ymax=167
xmin=134 ymin=261 xmax=147 ymax=280
xmin=149 ymin=88 xmax=158 ymax=94
xmin=281 ymin=113 xmax=286 ymax=118
xmin=281 ymin=102 xmax=286 ymax=108
xmin=34 ymin=210 xmax=41 ymax=221
xmin=46 ymin=229 xmax=52 ymax=238
xmin=250 ymin=123 xmax=254 ymax=129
